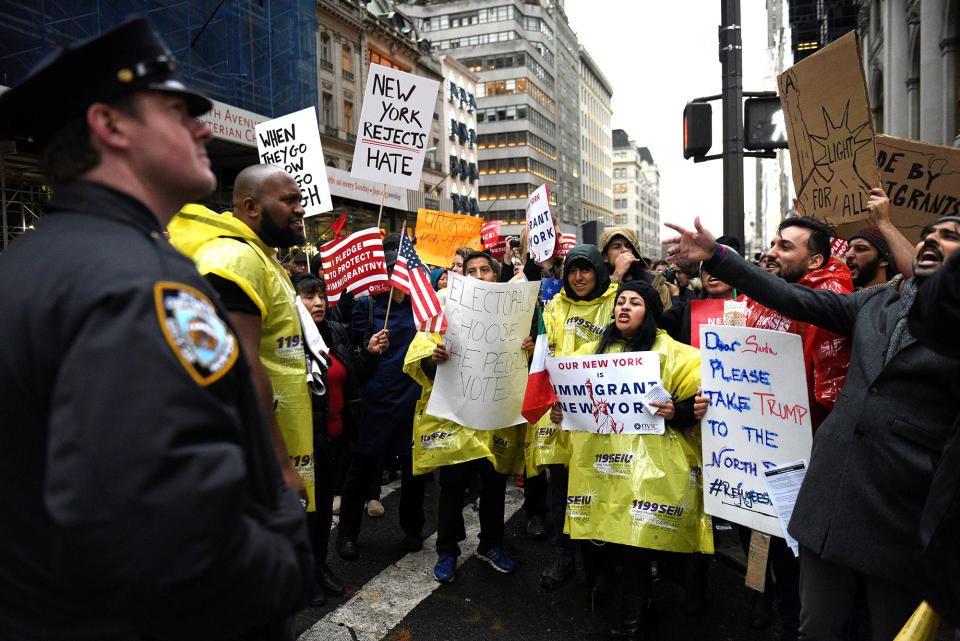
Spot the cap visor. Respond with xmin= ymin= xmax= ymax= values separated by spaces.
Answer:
xmin=146 ymin=79 xmax=212 ymax=116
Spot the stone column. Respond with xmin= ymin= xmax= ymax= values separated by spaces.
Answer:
xmin=921 ymin=0 xmax=945 ymax=143
xmin=942 ymin=35 xmax=958 ymax=146
xmin=886 ymin=0 xmax=910 ymax=137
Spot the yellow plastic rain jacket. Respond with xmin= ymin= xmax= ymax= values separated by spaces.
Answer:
xmin=403 ymin=331 xmax=524 ymax=475
xmin=168 ymin=204 xmax=315 ymax=509
xmin=564 ymin=331 xmax=713 ymax=553
xmin=523 ymin=282 xmax=619 ymax=473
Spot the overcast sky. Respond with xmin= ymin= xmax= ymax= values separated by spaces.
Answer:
xmin=565 ymin=0 xmax=777 ymax=240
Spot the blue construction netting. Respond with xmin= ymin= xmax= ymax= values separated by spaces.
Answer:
xmin=0 ymin=0 xmax=317 ymax=119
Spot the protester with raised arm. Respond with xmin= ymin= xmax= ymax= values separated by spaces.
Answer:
xmin=663 ymin=215 xmax=960 ymax=641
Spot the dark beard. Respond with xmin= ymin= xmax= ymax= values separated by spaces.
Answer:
xmin=259 ymin=204 xmax=305 ymax=248
xmin=852 ymin=256 xmax=881 ymax=287
xmin=778 ymin=261 xmax=807 ymax=284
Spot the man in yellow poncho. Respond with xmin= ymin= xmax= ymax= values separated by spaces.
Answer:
xmin=404 ymin=252 xmax=531 ymax=583
xmin=532 ymin=244 xmax=618 ymax=590
xmin=168 ymin=165 xmax=313 ymax=510
xmin=559 ymin=280 xmax=711 ymax=640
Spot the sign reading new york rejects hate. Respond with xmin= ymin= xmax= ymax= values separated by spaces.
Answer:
xmin=426 ymin=273 xmax=539 ymax=430
xmin=699 ymin=326 xmax=813 ymax=537
xmin=546 ymin=352 xmax=665 ymax=435
xmin=351 ymin=64 xmax=440 ymax=190
xmin=777 ymin=31 xmax=880 ymax=227
xmin=255 ymin=107 xmax=332 ymax=216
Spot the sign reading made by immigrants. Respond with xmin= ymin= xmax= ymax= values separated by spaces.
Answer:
xmin=426 ymin=273 xmax=539 ymax=430
xmin=351 ymin=63 xmax=440 ymax=190
xmin=777 ymin=31 xmax=879 ymax=227
xmin=698 ymin=326 xmax=813 ymax=537
xmin=546 ymin=353 xmax=665 ymax=435
xmin=870 ymin=135 xmax=960 ymax=243
xmin=255 ymin=107 xmax=332 ymax=216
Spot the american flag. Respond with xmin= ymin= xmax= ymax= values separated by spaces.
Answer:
xmin=392 ymin=232 xmax=447 ymax=333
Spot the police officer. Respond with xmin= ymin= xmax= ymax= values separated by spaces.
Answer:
xmin=0 ymin=18 xmax=313 ymax=640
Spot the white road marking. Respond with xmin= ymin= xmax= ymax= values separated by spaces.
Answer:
xmin=301 ymin=485 xmax=525 ymax=641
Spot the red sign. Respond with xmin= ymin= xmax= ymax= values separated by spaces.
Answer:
xmin=319 ymin=227 xmax=390 ymax=304
xmin=487 ymin=238 xmax=507 ymax=260
xmin=481 ymin=221 xmax=502 ymax=248
xmin=689 ymin=296 xmax=747 ymax=348
xmin=558 ymin=233 xmax=576 ymax=257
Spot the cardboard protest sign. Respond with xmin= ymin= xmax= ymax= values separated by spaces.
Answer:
xmin=526 ymin=184 xmax=555 ymax=262
xmin=318 ymin=227 xmax=390 ymax=304
xmin=255 ymin=107 xmax=332 ymax=216
xmin=414 ymin=208 xmax=484 ymax=267
xmin=777 ymin=31 xmax=879 ymax=227
xmin=546 ymin=352 xmax=665 ymax=435
xmin=426 ymin=273 xmax=539 ymax=430
xmin=860 ymin=135 xmax=960 ymax=244
xmin=699 ymin=326 xmax=813 ymax=537
xmin=351 ymin=63 xmax=440 ymax=190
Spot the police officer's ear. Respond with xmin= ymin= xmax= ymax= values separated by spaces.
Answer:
xmin=86 ymin=101 xmax=135 ymax=153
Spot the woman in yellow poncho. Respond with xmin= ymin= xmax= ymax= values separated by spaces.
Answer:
xmin=557 ymin=280 xmax=710 ymax=641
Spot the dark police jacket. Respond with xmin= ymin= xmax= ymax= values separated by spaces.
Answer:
xmin=705 ymin=247 xmax=960 ymax=586
xmin=0 ymin=183 xmax=313 ymax=640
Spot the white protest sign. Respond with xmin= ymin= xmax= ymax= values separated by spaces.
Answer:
xmin=545 ymin=352 xmax=665 ymax=435
xmin=698 ymin=326 xmax=813 ymax=537
xmin=255 ymin=107 xmax=332 ymax=217
xmin=351 ymin=63 xmax=440 ymax=190
xmin=426 ymin=272 xmax=539 ymax=430
xmin=525 ymin=184 xmax=555 ymax=262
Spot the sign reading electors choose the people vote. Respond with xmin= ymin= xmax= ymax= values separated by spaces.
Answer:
xmin=255 ymin=107 xmax=332 ymax=216
xmin=698 ymin=325 xmax=813 ymax=537
xmin=526 ymin=184 xmax=555 ymax=262
xmin=426 ymin=273 xmax=539 ymax=430
xmin=318 ymin=227 xmax=390 ymax=304
xmin=351 ymin=63 xmax=440 ymax=190
xmin=545 ymin=352 xmax=666 ymax=435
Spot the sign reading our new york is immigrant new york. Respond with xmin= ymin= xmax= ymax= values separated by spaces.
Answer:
xmin=351 ymin=64 xmax=440 ymax=190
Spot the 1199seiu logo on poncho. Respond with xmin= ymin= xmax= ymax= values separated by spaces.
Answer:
xmin=155 ymin=282 xmax=238 ymax=386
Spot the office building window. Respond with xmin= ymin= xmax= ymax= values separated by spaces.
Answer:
xmin=342 ymin=45 xmax=351 ymax=73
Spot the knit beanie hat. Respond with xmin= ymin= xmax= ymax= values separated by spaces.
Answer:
xmin=615 ymin=280 xmax=664 ymax=323
xmin=848 ymin=226 xmax=895 ymax=271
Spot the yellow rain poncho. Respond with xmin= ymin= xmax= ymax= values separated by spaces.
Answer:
xmin=523 ymin=281 xmax=618 ymax=473
xmin=403 ymin=331 xmax=524 ymax=475
xmin=564 ymin=330 xmax=713 ymax=553
xmin=168 ymin=204 xmax=315 ymax=509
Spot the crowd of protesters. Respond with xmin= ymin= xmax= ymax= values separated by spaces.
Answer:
xmin=1 ymin=19 xmax=957 ymax=641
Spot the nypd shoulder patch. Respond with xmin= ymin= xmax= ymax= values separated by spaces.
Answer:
xmin=154 ymin=282 xmax=239 ymax=386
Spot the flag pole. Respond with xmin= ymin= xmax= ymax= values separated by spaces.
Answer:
xmin=383 ymin=219 xmax=406 ymax=333
xmin=376 ymin=183 xmax=387 ymax=230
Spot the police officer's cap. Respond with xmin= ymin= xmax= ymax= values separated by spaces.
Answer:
xmin=0 ymin=17 xmax=212 ymax=142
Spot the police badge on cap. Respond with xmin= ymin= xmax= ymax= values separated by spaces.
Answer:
xmin=0 ymin=17 xmax=211 ymax=142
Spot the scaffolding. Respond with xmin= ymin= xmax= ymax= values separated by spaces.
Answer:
xmin=0 ymin=0 xmax=317 ymax=248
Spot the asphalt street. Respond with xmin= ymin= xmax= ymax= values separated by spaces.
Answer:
xmin=292 ymin=469 xmax=787 ymax=641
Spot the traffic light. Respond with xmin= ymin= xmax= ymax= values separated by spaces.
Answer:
xmin=744 ymin=96 xmax=788 ymax=150
xmin=683 ymin=102 xmax=712 ymax=159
